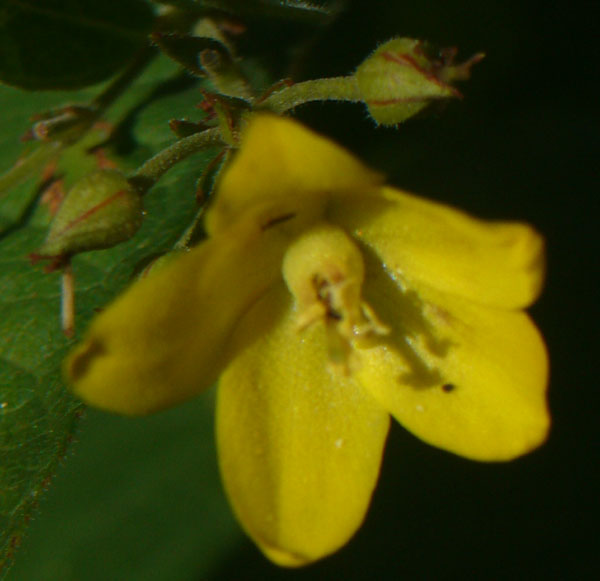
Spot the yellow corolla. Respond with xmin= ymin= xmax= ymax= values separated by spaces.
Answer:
xmin=65 ymin=115 xmax=549 ymax=566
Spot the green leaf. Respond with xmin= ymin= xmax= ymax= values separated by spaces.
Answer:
xmin=0 ymin=54 xmax=235 ymax=577
xmin=154 ymin=0 xmax=344 ymax=21
xmin=5 ymin=403 xmax=241 ymax=581
xmin=0 ymin=0 xmax=155 ymax=90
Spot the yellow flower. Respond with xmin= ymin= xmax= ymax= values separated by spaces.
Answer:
xmin=65 ymin=115 xmax=549 ymax=566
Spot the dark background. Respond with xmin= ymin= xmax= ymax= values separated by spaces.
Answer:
xmin=213 ymin=0 xmax=598 ymax=578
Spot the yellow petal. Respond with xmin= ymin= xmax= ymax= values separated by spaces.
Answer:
xmin=354 ymin=255 xmax=549 ymax=461
xmin=217 ymin=285 xmax=390 ymax=566
xmin=331 ymin=187 xmax=545 ymax=309
xmin=65 ymin=214 xmax=290 ymax=415
xmin=206 ymin=114 xmax=383 ymax=235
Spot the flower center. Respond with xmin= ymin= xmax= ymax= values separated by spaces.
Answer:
xmin=282 ymin=223 xmax=388 ymax=372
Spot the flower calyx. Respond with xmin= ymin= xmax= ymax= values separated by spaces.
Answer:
xmin=355 ymin=37 xmax=484 ymax=126
xmin=23 ymin=105 xmax=98 ymax=145
xmin=33 ymin=169 xmax=144 ymax=262
xmin=154 ymin=17 xmax=252 ymax=100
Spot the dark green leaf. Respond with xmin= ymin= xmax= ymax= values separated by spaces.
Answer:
xmin=153 ymin=0 xmax=344 ymax=22
xmin=5 ymin=404 xmax=241 ymax=581
xmin=0 ymin=0 xmax=155 ymax=90
xmin=0 ymin=54 xmax=235 ymax=577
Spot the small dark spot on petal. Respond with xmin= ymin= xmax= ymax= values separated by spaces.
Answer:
xmin=68 ymin=338 xmax=106 ymax=381
xmin=327 ymin=309 xmax=343 ymax=321
xmin=261 ymin=213 xmax=296 ymax=230
xmin=441 ymin=383 xmax=456 ymax=393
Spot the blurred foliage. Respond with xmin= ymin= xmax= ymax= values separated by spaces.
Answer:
xmin=156 ymin=0 xmax=343 ymax=21
xmin=0 ymin=0 xmax=154 ymax=89
xmin=0 ymin=52 xmax=224 ymax=576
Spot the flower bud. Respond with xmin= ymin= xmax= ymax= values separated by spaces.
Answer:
xmin=355 ymin=38 xmax=484 ymax=126
xmin=28 ymin=105 xmax=96 ymax=144
xmin=36 ymin=169 xmax=143 ymax=258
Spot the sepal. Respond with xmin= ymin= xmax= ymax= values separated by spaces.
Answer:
xmin=35 ymin=170 xmax=143 ymax=259
xmin=355 ymin=38 xmax=483 ymax=126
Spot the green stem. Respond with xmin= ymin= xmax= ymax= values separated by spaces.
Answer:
xmin=92 ymin=45 xmax=158 ymax=115
xmin=257 ymin=76 xmax=361 ymax=114
xmin=1 ymin=47 xmax=157 ymax=198
xmin=127 ymin=76 xmax=363 ymax=194
xmin=128 ymin=127 xmax=223 ymax=193
xmin=0 ymin=142 xmax=62 ymax=198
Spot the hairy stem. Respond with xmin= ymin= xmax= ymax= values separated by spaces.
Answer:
xmin=257 ymin=76 xmax=361 ymax=114
xmin=129 ymin=127 xmax=223 ymax=193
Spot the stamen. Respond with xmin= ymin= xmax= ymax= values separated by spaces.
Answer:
xmin=283 ymin=223 xmax=388 ymax=372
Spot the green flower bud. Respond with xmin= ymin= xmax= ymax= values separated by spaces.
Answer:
xmin=29 ymin=105 xmax=96 ymax=144
xmin=355 ymin=38 xmax=484 ymax=126
xmin=36 ymin=169 xmax=143 ymax=258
